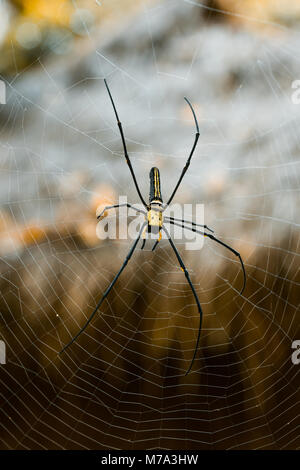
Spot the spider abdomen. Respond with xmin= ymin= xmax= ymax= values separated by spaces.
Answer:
xmin=149 ymin=167 xmax=163 ymax=203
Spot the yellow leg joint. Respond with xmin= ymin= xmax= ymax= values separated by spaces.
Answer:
xmin=142 ymin=226 xmax=147 ymax=239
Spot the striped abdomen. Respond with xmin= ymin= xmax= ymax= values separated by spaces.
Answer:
xmin=149 ymin=167 xmax=162 ymax=203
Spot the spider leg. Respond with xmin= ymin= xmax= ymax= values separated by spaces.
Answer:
xmin=166 ymin=97 xmax=200 ymax=207
xmin=60 ymin=222 xmax=146 ymax=354
xmin=97 ymin=203 xmax=146 ymax=220
xmin=168 ymin=220 xmax=246 ymax=295
xmin=104 ymin=79 xmax=147 ymax=208
xmin=152 ymin=230 xmax=162 ymax=252
xmin=164 ymin=216 xmax=214 ymax=233
xmin=163 ymin=226 xmax=203 ymax=376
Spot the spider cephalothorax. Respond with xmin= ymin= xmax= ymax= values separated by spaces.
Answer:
xmin=60 ymin=79 xmax=246 ymax=376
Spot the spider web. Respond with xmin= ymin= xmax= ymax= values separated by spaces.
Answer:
xmin=0 ymin=0 xmax=299 ymax=450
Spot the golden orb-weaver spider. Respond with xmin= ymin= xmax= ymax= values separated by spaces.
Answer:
xmin=60 ymin=79 xmax=246 ymax=375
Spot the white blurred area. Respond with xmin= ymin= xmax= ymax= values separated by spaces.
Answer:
xmin=0 ymin=0 xmax=299 ymax=259
xmin=0 ymin=0 xmax=13 ymax=45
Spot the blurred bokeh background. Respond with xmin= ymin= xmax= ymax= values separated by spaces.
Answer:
xmin=0 ymin=0 xmax=299 ymax=450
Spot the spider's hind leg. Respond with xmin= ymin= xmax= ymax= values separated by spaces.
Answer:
xmin=163 ymin=226 xmax=203 ymax=375
xmin=60 ymin=222 xmax=146 ymax=354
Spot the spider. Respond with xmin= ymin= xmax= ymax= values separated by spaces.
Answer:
xmin=60 ymin=79 xmax=246 ymax=375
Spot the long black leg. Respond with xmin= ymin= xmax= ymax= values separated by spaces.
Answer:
xmin=166 ymin=97 xmax=200 ymax=206
xmin=167 ymin=220 xmax=246 ymax=295
xmin=163 ymin=226 xmax=203 ymax=376
xmin=152 ymin=240 xmax=159 ymax=252
xmin=60 ymin=222 xmax=146 ymax=354
xmin=97 ymin=203 xmax=146 ymax=220
xmin=151 ymin=229 xmax=162 ymax=252
xmin=104 ymin=79 xmax=147 ymax=208
xmin=140 ymin=225 xmax=147 ymax=250
xmin=164 ymin=215 xmax=214 ymax=233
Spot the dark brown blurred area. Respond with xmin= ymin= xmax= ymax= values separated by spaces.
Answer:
xmin=0 ymin=0 xmax=299 ymax=451
xmin=0 ymin=226 xmax=299 ymax=449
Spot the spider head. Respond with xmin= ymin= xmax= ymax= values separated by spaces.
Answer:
xmin=149 ymin=167 xmax=163 ymax=204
